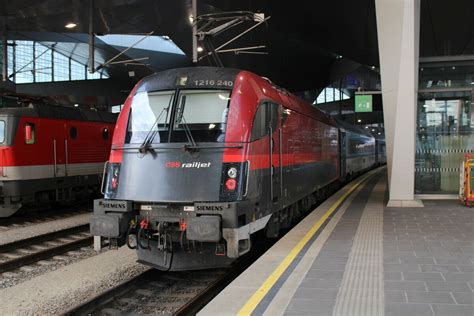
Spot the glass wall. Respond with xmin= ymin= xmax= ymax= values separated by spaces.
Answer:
xmin=314 ymin=87 xmax=350 ymax=104
xmin=6 ymin=40 xmax=108 ymax=84
xmin=416 ymin=63 xmax=474 ymax=194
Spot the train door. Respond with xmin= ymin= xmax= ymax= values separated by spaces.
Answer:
xmin=52 ymin=122 xmax=66 ymax=178
xmin=268 ymin=102 xmax=281 ymax=206
xmin=340 ymin=130 xmax=347 ymax=179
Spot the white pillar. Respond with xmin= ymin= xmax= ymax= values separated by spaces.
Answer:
xmin=375 ymin=0 xmax=423 ymax=207
xmin=94 ymin=236 xmax=102 ymax=251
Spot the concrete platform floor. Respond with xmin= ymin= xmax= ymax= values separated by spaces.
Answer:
xmin=200 ymin=169 xmax=474 ymax=316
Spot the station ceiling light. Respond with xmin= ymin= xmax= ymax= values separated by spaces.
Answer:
xmin=371 ymin=129 xmax=375 ymax=132
xmin=74 ymin=103 xmax=79 ymax=107
xmin=65 ymin=22 xmax=77 ymax=29
xmin=197 ymin=46 xmax=204 ymax=52
xmin=357 ymin=119 xmax=362 ymax=123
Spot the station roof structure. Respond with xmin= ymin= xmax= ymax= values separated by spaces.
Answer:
xmin=0 ymin=0 xmax=472 ymax=97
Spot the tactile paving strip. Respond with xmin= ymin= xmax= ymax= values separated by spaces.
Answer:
xmin=333 ymin=178 xmax=385 ymax=316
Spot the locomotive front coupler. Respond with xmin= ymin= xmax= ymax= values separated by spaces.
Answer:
xmin=134 ymin=215 xmax=177 ymax=253
xmin=156 ymin=222 xmax=173 ymax=253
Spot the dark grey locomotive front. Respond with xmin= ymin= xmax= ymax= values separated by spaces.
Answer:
xmin=90 ymin=68 xmax=255 ymax=271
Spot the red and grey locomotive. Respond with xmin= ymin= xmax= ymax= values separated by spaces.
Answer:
xmin=0 ymin=104 xmax=116 ymax=217
xmin=91 ymin=67 xmax=381 ymax=271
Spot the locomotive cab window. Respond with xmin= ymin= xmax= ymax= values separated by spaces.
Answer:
xmin=126 ymin=90 xmax=175 ymax=144
xmin=25 ymin=123 xmax=35 ymax=144
xmin=250 ymin=102 xmax=279 ymax=141
xmin=70 ymin=127 xmax=77 ymax=139
xmin=0 ymin=120 xmax=5 ymax=144
xmin=170 ymin=89 xmax=231 ymax=143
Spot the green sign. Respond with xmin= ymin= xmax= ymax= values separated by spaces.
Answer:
xmin=355 ymin=95 xmax=373 ymax=112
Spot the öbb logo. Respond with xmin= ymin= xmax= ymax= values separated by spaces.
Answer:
xmin=166 ymin=162 xmax=212 ymax=169
xmin=166 ymin=162 xmax=181 ymax=168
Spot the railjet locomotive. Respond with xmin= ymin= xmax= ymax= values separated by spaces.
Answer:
xmin=0 ymin=105 xmax=116 ymax=217
xmin=91 ymin=67 xmax=383 ymax=270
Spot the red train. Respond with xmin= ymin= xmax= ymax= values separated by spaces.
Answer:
xmin=91 ymin=67 xmax=382 ymax=270
xmin=0 ymin=104 xmax=116 ymax=217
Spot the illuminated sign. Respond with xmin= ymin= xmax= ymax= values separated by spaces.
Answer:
xmin=355 ymin=95 xmax=373 ymax=112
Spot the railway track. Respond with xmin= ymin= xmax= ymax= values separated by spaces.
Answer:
xmin=65 ymin=268 xmax=229 ymax=315
xmin=0 ymin=207 xmax=91 ymax=231
xmin=65 ymin=237 xmax=274 ymax=316
xmin=0 ymin=224 xmax=93 ymax=274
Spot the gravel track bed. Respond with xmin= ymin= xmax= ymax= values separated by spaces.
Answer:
xmin=90 ymin=269 xmax=227 ymax=315
xmin=0 ymin=209 xmax=90 ymax=231
xmin=0 ymin=246 xmax=104 ymax=289
xmin=39 ymin=263 xmax=150 ymax=315
xmin=0 ymin=213 xmax=91 ymax=246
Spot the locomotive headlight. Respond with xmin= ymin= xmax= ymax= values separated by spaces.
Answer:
xmin=227 ymin=167 xmax=238 ymax=179
xmin=106 ymin=163 xmax=121 ymax=194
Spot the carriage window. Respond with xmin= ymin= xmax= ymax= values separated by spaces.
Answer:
xmin=281 ymin=107 xmax=290 ymax=126
xmin=70 ymin=127 xmax=77 ymax=139
xmin=102 ymin=128 xmax=109 ymax=140
xmin=0 ymin=121 xmax=5 ymax=143
xmin=25 ymin=123 xmax=35 ymax=144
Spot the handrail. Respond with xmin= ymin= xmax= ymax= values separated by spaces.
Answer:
xmin=64 ymin=139 xmax=68 ymax=177
xmin=53 ymin=139 xmax=57 ymax=178
xmin=243 ymin=160 xmax=250 ymax=197
xmin=100 ymin=161 xmax=109 ymax=195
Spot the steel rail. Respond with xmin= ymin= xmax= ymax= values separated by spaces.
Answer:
xmin=0 ymin=205 xmax=91 ymax=229
xmin=63 ymin=269 xmax=157 ymax=315
xmin=0 ymin=235 xmax=93 ymax=273
xmin=0 ymin=224 xmax=89 ymax=253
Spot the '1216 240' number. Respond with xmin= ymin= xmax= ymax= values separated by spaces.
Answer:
xmin=194 ymin=80 xmax=233 ymax=87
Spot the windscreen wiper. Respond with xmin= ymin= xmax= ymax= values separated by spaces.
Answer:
xmin=181 ymin=115 xmax=197 ymax=148
xmin=139 ymin=97 xmax=173 ymax=153
xmin=175 ymin=95 xmax=198 ymax=150
xmin=138 ymin=107 xmax=167 ymax=153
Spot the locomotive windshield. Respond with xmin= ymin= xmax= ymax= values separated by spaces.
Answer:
xmin=126 ymin=89 xmax=230 ymax=144
xmin=126 ymin=91 xmax=174 ymax=144
xmin=170 ymin=89 xmax=230 ymax=143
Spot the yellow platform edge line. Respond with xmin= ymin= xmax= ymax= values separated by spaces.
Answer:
xmin=237 ymin=171 xmax=376 ymax=316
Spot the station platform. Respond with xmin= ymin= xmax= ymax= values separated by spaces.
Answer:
xmin=199 ymin=168 xmax=474 ymax=316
